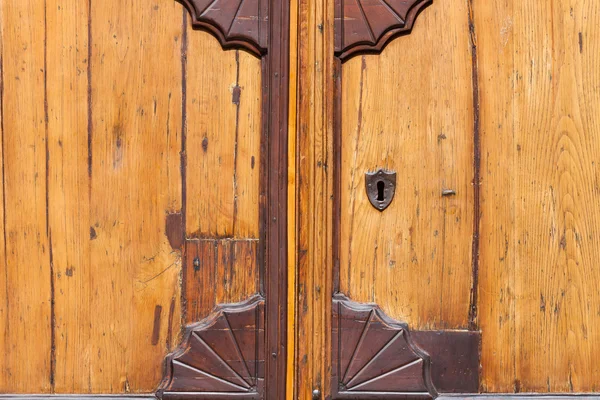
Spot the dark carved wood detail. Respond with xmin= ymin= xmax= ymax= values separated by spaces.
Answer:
xmin=157 ymin=295 xmax=265 ymax=399
xmin=178 ymin=0 xmax=268 ymax=56
xmin=332 ymin=294 xmax=438 ymax=399
xmin=332 ymin=294 xmax=481 ymax=398
xmin=334 ymin=0 xmax=432 ymax=61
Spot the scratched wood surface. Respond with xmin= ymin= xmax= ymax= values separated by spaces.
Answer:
xmin=293 ymin=0 xmax=336 ymax=395
xmin=476 ymin=0 xmax=600 ymax=392
xmin=0 ymin=0 xmax=262 ymax=394
xmin=0 ymin=0 xmax=52 ymax=392
xmin=338 ymin=3 xmax=475 ymax=330
xmin=185 ymin=35 xmax=262 ymax=239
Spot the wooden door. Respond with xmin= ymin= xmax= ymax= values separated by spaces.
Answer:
xmin=0 ymin=0 xmax=289 ymax=398
xmin=2 ymin=0 xmax=600 ymax=399
xmin=292 ymin=0 xmax=600 ymax=399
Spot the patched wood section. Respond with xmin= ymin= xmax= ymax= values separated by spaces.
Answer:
xmin=339 ymin=1 xmax=474 ymax=330
xmin=475 ymin=0 xmax=600 ymax=392
xmin=334 ymin=0 xmax=432 ymax=61
xmin=180 ymin=0 xmax=268 ymax=56
xmin=185 ymin=239 xmax=260 ymax=323
xmin=332 ymin=295 xmax=437 ymax=399
xmin=158 ymin=295 xmax=264 ymax=399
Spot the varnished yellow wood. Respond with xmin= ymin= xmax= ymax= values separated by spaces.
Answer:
xmin=339 ymin=4 xmax=475 ymax=330
xmin=294 ymin=0 xmax=336 ymax=397
xmin=87 ymin=0 xmax=183 ymax=391
xmin=45 ymin=0 xmax=92 ymax=392
xmin=0 ymin=0 xmax=52 ymax=392
xmin=477 ymin=0 xmax=600 ymax=392
xmin=185 ymin=34 xmax=262 ymax=239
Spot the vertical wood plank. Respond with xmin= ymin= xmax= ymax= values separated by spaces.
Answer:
xmin=475 ymin=0 xmax=517 ymax=391
xmin=339 ymin=4 xmax=474 ymax=329
xmin=0 ymin=0 xmax=52 ymax=392
xmin=295 ymin=0 xmax=336 ymax=395
xmin=477 ymin=0 xmax=600 ymax=392
xmin=88 ymin=0 xmax=182 ymax=391
xmin=185 ymin=29 xmax=262 ymax=239
xmin=45 ymin=0 xmax=92 ymax=392
xmin=233 ymin=53 xmax=262 ymax=238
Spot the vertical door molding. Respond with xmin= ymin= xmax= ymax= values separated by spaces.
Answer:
xmin=158 ymin=1 xmax=290 ymax=398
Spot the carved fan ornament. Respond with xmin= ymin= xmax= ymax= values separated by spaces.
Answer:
xmin=332 ymin=294 xmax=438 ymax=399
xmin=157 ymin=295 xmax=265 ymax=399
xmin=335 ymin=0 xmax=432 ymax=61
xmin=179 ymin=0 xmax=268 ymax=56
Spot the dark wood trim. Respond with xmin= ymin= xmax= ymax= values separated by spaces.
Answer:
xmin=332 ymin=294 xmax=437 ymax=399
xmin=467 ymin=0 xmax=482 ymax=332
xmin=176 ymin=0 xmax=267 ymax=57
xmin=332 ymin=294 xmax=480 ymax=399
xmin=334 ymin=0 xmax=432 ymax=62
xmin=263 ymin=0 xmax=290 ymax=398
xmin=332 ymin=57 xmax=342 ymax=294
xmin=438 ymin=396 xmax=600 ymax=399
xmin=157 ymin=295 xmax=265 ymax=399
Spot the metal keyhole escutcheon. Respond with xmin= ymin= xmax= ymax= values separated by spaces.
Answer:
xmin=365 ymin=169 xmax=397 ymax=211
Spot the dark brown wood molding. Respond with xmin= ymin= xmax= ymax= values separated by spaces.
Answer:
xmin=332 ymin=294 xmax=480 ymax=399
xmin=177 ymin=0 xmax=268 ymax=56
xmin=157 ymin=295 xmax=265 ymax=399
xmin=334 ymin=0 xmax=432 ymax=61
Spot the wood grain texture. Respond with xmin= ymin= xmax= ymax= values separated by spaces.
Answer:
xmin=185 ymin=34 xmax=262 ymax=239
xmin=293 ymin=0 xmax=337 ymax=396
xmin=3 ymin=0 xmax=261 ymax=396
xmin=184 ymin=239 xmax=259 ymax=324
xmin=45 ymin=0 xmax=92 ymax=392
xmin=87 ymin=0 xmax=183 ymax=391
xmin=0 ymin=0 xmax=52 ymax=392
xmin=339 ymin=2 xmax=475 ymax=330
xmin=476 ymin=0 xmax=600 ymax=392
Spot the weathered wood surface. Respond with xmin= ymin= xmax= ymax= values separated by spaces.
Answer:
xmin=0 ymin=0 xmax=262 ymax=393
xmin=476 ymin=0 xmax=600 ymax=393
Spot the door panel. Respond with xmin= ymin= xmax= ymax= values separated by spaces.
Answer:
xmin=0 ymin=0 xmax=265 ymax=393
xmin=295 ymin=0 xmax=600 ymax=397
xmin=476 ymin=0 xmax=600 ymax=392
xmin=339 ymin=2 xmax=475 ymax=329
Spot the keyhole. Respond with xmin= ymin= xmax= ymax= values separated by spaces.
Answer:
xmin=377 ymin=180 xmax=385 ymax=201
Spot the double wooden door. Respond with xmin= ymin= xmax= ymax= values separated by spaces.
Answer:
xmin=1 ymin=0 xmax=600 ymax=398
